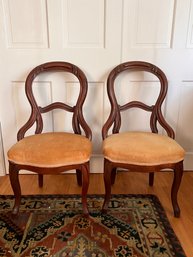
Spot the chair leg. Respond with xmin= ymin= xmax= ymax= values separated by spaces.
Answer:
xmin=171 ymin=161 xmax=184 ymax=217
xmin=76 ymin=169 xmax=82 ymax=186
xmin=81 ymin=162 xmax=89 ymax=215
xmin=102 ymin=159 xmax=113 ymax=212
xmin=9 ymin=163 xmax=21 ymax=215
xmin=38 ymin=174 xmax=43 ymax=187
xmin=149 ymin=172 xmax=154 ymax=186
xmin=111 ymin=168 xmax=117 ymax=185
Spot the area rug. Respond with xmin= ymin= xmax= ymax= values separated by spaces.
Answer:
xmin=0 ymin=194 xmax=186 ymax=257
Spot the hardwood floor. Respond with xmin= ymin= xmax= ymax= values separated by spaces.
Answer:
xmin=0 ymin=171 xmax=193 ymax=257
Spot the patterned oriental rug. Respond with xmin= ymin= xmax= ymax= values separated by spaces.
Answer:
xmin=0 ymin=194 xmax=186 ymax=257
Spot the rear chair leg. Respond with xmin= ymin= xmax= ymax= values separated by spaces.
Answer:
xmin=81 ymin=162 xmax=89 ymax=215
xmin=38 ymin=174 xmax=43 ymax=187
xmin=111 ymin=168 xmax=117 ymax=185
xmin=149 ymin=172 xmax=154 ymax=186
xmin=76 ymin=169 xmax=82 ymax=186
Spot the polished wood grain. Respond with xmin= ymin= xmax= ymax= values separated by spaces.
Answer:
xmin=0 ymin=172 xmax=193 ymax=256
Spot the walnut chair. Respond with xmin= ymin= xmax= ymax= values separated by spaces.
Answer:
xmin=7 ymin=61 xmax=92 ymax=215
xmin=102 ymin=61 xmax=185 ymax=217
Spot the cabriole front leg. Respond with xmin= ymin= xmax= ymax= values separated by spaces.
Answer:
xmin=171 ymin=161 xmax=183 ymax=217
xmin=9 ymin=162 xmax=21 ymax=215
xmin=102 ymin=159 xmax=113 ymax=212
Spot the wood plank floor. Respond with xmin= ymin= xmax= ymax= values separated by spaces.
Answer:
xmin=0 ymin=171 xmax=193 ymax=257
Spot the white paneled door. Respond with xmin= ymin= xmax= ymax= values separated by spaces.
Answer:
xmin=0 ymin=0 xmax=193 ymax=175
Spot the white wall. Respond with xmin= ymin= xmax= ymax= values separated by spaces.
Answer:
xmin=0 ymin=0 xmax=193 ymax=175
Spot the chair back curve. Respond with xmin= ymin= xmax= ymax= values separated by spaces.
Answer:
xmin=17 ymin=61 xmax=92 ymax=141
xmin=102 ymin=61 xmax=174 ymax=140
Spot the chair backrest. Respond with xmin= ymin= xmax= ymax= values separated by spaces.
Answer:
xmin=102 ymin=61 xmax=174 ymax=139
xmin=17 ymin=61 xmax=92 ymax=141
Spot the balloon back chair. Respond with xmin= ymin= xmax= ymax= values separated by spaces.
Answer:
xmin=7 ymin=61 xmax=92 ymax=215
xmin=102 ymin=61 xmax=185 ymax=217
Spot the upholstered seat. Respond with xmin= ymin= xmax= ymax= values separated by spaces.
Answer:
xmin=8 ymin=132 xmax=92 ymax=167
xmin=103 ymin=132 xmax=185 ymax=165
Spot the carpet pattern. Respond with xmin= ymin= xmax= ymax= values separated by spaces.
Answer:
xmin=0 ymin=194 xmax=186 ymax=257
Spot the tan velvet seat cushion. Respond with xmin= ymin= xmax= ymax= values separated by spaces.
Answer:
xmin=8 ymin=132 xmax=92 ymax=167
xmin=103 ymin=131 xmax=185 ymax=165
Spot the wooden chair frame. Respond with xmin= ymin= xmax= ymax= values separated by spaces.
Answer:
xmin=102 ymin=61 xmax=184 ymax=217
xmin=9 ymin=61 xmax=92 ymax=215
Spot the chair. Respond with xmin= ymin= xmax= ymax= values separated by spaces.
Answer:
xmin=7 ymin=61 xmax=92 ymax=215
xmin=102 ymin=61 xmax=185 ymax=217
